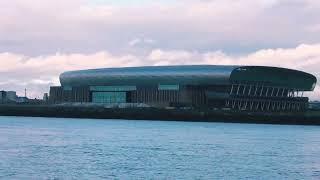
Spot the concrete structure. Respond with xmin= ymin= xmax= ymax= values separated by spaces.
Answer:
xmin=0 ymin=91 xmax=4 ymax=102
xmin=309 ymin=101 xmax=320 ymax=110
xmin=49 ymin=65 xmax=317 ymax=112
xmin=6 ymin=91 xmax=17 ymax=101
xmin=0 ymin=91 xmax=18 ymax=103
xmin=43 ymin=93 xmax=49 ymax=102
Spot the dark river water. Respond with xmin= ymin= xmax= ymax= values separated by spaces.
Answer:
xmin=0 ymin=116 xmax=320 ymax=179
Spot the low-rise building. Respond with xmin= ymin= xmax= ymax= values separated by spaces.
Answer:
xmin=0 ymin=90 xmax=17 ymax=103
xmin=6 ymin=91 xmax=17 ymax=101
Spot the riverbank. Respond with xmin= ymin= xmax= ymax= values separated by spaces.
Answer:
xmin=0 ymin=104 xmax=319 ymax=125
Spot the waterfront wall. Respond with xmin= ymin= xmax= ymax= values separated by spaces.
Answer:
xmin=0 ymin=105 xmax=319 ymax=125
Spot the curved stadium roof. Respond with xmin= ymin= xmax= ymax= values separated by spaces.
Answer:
xmin=60 ymin=65 xmax=317 ymax=91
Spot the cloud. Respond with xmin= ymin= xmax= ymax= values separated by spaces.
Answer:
xmin=0 ymin=52 xmax=143 ymax=98
xmin=128 ymin=38 xmax=155 ymax=47
xmin=0 ymin=0 xmax=320 ymax=55
xmin=0 ymin=0 xmax=319 ymax=99
xmin=0 ymin=43 xmax=319 ymax=99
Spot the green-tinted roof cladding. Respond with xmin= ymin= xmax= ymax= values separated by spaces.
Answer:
xmin=60 ymin=65 xmax=317 ymax=91
xmin=230 ymin=66 xmax=317 ymax=91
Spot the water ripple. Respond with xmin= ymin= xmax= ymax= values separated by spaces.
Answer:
xmin=0 ymin=116 xmax=320 ymax=179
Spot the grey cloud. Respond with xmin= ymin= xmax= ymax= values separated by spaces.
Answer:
xmin=0 ymin=0 xmax=320 ymax=55
xmin=0 ymin=44 xmax=319 ymax=99
xmin=0 ymin=0 xmax=319 ymax=99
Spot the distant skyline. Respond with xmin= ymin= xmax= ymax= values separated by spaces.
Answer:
xmin=0 ymin=0 xmax=319 ymax=99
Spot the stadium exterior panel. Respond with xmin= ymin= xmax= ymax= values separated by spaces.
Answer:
xmin=50 ymin=65 xmax=317 ymax=112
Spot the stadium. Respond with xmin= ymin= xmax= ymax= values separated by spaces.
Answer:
xmin=49 ymin=65 xmax=317 ymax=112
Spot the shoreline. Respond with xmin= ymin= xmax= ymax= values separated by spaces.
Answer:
xmin=0 ymin=104 xmax=319 ymax=125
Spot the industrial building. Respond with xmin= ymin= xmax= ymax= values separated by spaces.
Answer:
xmin=0 ymin=91 xmax=17 ymax=103
xmin=49 ymin=65 xmax=317 ymax=112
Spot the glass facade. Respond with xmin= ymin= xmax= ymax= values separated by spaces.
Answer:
xmin=63 ymin=86 xmax=72 ymax=91
xmin=90 ymin=86 xmax=136 ymax=92
xmin=92 ymin=92 xmax=126 ymax=103
xmin=158 ymin=84 xmax=179 ymax=91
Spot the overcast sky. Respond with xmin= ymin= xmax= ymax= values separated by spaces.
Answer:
xmin=0 ymin=0 xmax=319 ymax=99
